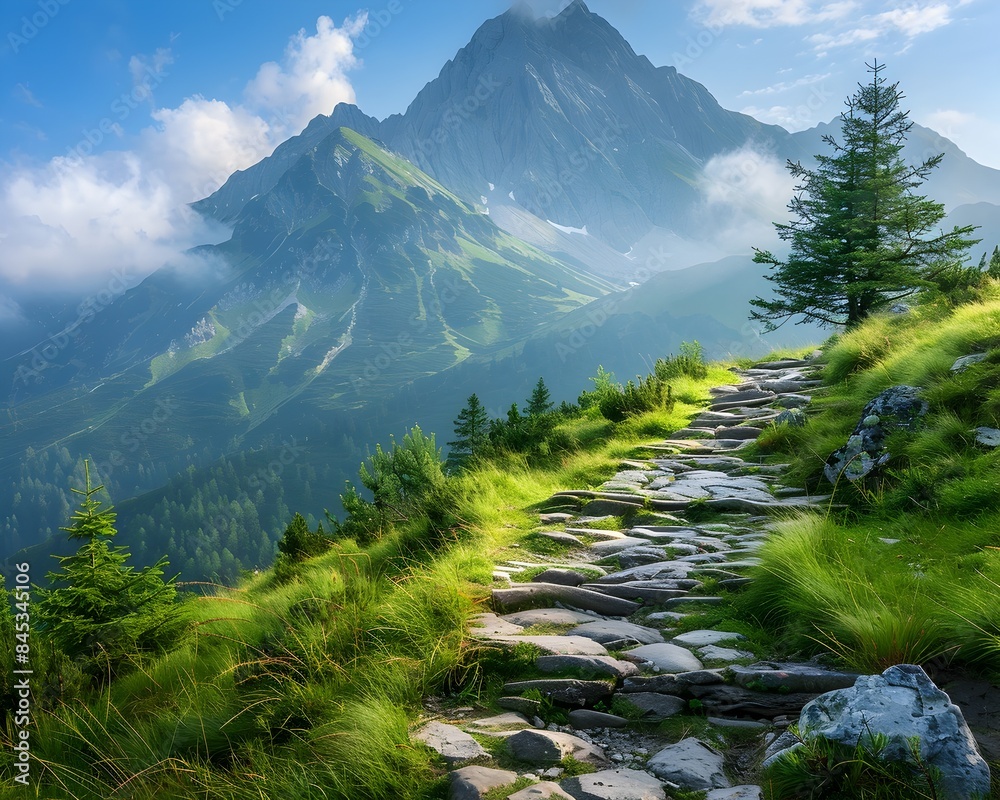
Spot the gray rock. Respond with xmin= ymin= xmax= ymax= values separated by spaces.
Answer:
xmin=465 ymin=713 xmax=532 ymax=732
xmin=541 ymin=513 xmax=576 ymax=524
xmin=614 ymin=692 xmax=685 ymax=720
xmin=709 ymin=389 xmax=776 ymax=409
xmin=584 ymin=499 xmax=644 ymax=517
xmin=623 ymin=643 xmax=703 ymax=673
xmin=449 ymin=765 xmax=518 ymax=800
xmin=773 ymin=394 xmax=811 ymax=409
xmin=536 ymin=655 xmax=640 ymax=680
xmin=588 ymin=537 xmax=654 ymax=556
xmin=951 ymin=353 xmax=987 ymax=372
xmin=504 ymin=609 xmax=601 ymax=627
xmin=765 ymin=664 xmax=991 ymax=800
xmin=493 ymin=584 xmax=641 ymax=617
xmin=975 ymin=426 xmax=1000 ymax=448
xmin=622 ymin=670 xmax=725 ymax=694
xmin=560 ymin=768 xmax=666 ymax=800
xmin=714 ymin=426 xmax=762 ymax=440
xmin=697 ymin=645 xmax=753 ymax=662
xmin=824 ymin=386 xmax=928 ymax=483
xmin=507 ymin=729 xmax=609 ymax=766
xmin=413 ymin=721 xmax=488 ymax=764
xmin=533 ymin=569 xmax=590 ymax=586
xmin=508 ymin=783 xmax=576 ymax=799
xmin=706 ymin=787 xmax=763 ymax=800
xmin=580 ymin=583 xmax=687 ymax=604
xmin=568 ymin=709 xmax=630 ymax=729
xmin=728 ymin=663 xmax=859 ymax=694
xmin=647 ymin=738 xmax=730 ymax=790
xmin=499 ymin=697 xmax=544 ymax=715
xmin=569 ymin=620 xmax=665 ymax=646
xmin=486 ymin=635 xmax=611 ymax=656
xmin=503 ymin=679 xmax=614 ymax=708
xmin=671 ymin=630 xmax=745 ymax=647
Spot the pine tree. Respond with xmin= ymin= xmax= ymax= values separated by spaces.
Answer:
xmin=34 ymin=462 xmax=181 ymax=681
xmin=447 ymin=394 xmax=490 ymax=469
xmin=276 ymin=512 xmax=332 ymax=562
xmin=751 ymin=61 xmax=978 ymax=329
xmin=988 ymin=246 xmax=1000 ymax=279
xmin=525 ymin=378 xmax=554 ymax=417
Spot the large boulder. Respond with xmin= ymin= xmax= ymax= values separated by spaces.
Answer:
xmin=824 ymin=386 xmax=928 ymax=483
xmin=764 ymin=664 xmax=991 ymax=800
xmin=646 ymin=737 xmax=730 ymax=790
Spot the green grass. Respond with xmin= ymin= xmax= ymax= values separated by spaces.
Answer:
xmin=744 ymin=284 xmax=1000 ymax=675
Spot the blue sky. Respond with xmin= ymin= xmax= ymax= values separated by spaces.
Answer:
xmin=0 ymin=0 xmax=997 ymax=301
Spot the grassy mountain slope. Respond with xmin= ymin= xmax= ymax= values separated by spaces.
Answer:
xmin=7 ymin=280 xmax=1000 ymax=798
xmin=0 ymin=127 xmax=614 ymax=570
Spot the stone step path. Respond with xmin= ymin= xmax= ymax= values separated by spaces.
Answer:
xmin=414 ymin=356 xmax=863 ymax=800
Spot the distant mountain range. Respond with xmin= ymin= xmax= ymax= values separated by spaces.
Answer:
xmin=4 ymin=0 xmax=999 ymax=579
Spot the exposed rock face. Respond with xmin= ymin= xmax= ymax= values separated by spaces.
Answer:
xmin=414 ymin=722 xmax=489 ymax=764
xmin=647 ymin=737 xmax=730 ymax=790
xmin=764 ymin=664 xmax=991 ymax=800
xmin=824 ymin=386 xmax=928 ymax=483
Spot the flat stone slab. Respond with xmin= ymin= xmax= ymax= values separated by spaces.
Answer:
xmin=509 ymin=783 xmax=576 ymax=799
xmin=493 ymin=584 xmax=641 ymax=617
xmin=623 ymin=643 xmax=704 ymax=673
xmin=499 ymin=697 xmax=543 ymax=715
xmin=471 ymin=613 xmax=525 ymax=637
xmin=560 ymin=768 xmax=666 ymax=800
xmin=593 ymin=562 xmax=694 ymax=584
xmin=503 ymin=679 xmax=614 ymax=708
xmin=532 ymin=569 xmax=590 ymax=586
xmin=503 ymin=608 xmax=602 ymax=627
xmin=568 ymin=709 xmax=630 ymax=729
xmin=614 ymin=692 xmax=685 ymax=720
xmin=569 ymin=620 xmax=664 ymax=646
xmin=672 ymin=630 xmax=746 ymax=647
xmin=485 ymin=635 xmax=610 ymax=656
xmin=697 ymin=645 xmax=754 ymax=662
xmin=541 ymin=513 xmax=576 ymax=524
xmin=536 ymin=655 xmax=640 ymax=680
xmin=587 ymin=537 xmax=653 ymax=555
xmin=647 ymin=738 xmax=730 ymax=790
xmin=662 ymin=596 xmax=724 ymax=609
xmin=449 ymin=766 xmax=518 ymax=800
xmin=581 ymin=583 xmax=688 ymax=604
xmin=414 ymin=721 xmax=488 ymax=764
xmin=728 ymin=662 xmax=860 ymax=694
xmin=507 ymin=729 xmax=609 ymax=766
xmin=464 ymin=713 xmax=532 ymax=732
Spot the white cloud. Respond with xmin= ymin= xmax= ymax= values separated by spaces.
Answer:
xmin=695 ymin=145 xmax=795 ymax=250
xmin=0 ymin=294 xmax=24 ymax=323
xmin=740 ymin=72 xmax=831 ymax=96
xmin=692 ymin=0 xmax=857 ymax=28
xmin=808 ymin=1 xmax=972 ymax=51
xmin=0 ymin=15 xmax=365 ymax=293
xmin=244 ymin=14 xmax=365 ymax=139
